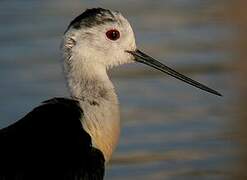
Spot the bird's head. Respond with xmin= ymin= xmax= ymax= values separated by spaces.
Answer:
xmin=62 ymin=8 xmax=136 ymax=69
xmin=62 ymin=8 xmax=221 ymax=96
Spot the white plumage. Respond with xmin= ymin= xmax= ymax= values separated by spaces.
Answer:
xmin=61 ymin=10 xmax=136 ymax=161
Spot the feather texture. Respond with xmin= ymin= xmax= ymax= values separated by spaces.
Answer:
xmin=0 ymin=98 xmax=105 ymax=180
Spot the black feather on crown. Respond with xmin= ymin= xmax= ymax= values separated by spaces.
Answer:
xmin=65 ymin=8 xmax=116 ymax=32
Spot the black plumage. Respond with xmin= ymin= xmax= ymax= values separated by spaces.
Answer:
xmin=0 ymin=98 xmax=105 ymax=180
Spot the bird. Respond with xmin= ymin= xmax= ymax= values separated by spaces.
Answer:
xmin=0 ymin=8 xmax=222 ymax=180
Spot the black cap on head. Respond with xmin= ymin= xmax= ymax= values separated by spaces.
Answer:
xmin=65 ymin=8 xmax=116 ymax=33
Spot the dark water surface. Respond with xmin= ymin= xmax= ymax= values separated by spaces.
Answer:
xmin=0 ymin=1 xmax=236 ymax=179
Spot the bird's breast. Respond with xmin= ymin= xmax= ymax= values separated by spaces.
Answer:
xmin=79 ymin=97 xmax=120 ymax=162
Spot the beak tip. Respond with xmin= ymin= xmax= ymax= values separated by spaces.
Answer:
xmin=216 ymin=92 xmax=223 ymax=97
xmin=208 ymin=89 xmax=222 ymax=97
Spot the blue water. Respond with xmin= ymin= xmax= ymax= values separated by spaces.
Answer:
xmin=0 ymin=1 xmax=235 ymax=179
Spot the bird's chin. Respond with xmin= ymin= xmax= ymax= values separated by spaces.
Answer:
xmin=106 ymin=58 xmax=135 ymax=70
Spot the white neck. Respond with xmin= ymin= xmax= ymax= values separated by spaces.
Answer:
xmin=64 ymin=58 xmax=120 ymax=162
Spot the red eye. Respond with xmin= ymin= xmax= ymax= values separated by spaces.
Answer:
xmin=106 ymin=29 xmax=120 ymax=41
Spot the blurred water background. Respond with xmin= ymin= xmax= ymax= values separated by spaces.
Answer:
xmin=0 ymin=0 xmax=239 ymax=179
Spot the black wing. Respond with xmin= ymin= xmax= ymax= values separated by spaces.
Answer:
xmin=0 ymin=98 xmax=105 ymax=180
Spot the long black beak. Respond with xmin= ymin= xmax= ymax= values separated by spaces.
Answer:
xmin=127 ymin=49 xmax=222 ymax=96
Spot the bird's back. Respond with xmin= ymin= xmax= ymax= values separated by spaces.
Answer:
xmin=0 ymin=98 xmax=105 ymax=180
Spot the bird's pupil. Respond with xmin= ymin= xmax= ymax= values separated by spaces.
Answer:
xmin=106 ymin=29 xmax=120 ymax=41
xmin=112 ymin=32 xmax=116 ymax=38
